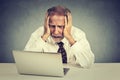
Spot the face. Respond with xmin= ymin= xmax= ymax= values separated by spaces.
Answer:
xmin=49 ymin=15 xmax=65 ymax=42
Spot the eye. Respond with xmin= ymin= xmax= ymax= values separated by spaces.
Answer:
xmin=57 ymin=26 xmax=64 ymax=29
xmin=49 ymin=25 xmax=55 ymax=28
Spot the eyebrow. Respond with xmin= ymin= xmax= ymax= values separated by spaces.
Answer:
xmin=49 ymin=24 xmax=64 ymax=26
xmin=49 ymin=25 xmax=65 ymax=28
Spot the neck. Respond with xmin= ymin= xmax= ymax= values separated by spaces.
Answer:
xmin=52 ymin=37 xmax=63 ymax=43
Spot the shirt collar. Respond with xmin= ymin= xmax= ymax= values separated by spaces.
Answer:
xmin=48 ymin=36 xmax=68 ymax=45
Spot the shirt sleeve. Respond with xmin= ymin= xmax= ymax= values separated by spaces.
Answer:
xmin=24 ymin=27 xmax=47 ymax=52
xmin=70 ymin=29 xmax=95 ymax=68
xmin=24 ymin=33 xmax=46 ymax=52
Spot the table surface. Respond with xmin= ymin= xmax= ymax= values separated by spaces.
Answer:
xmin=0 ymin=63 xmax=120 ymax=80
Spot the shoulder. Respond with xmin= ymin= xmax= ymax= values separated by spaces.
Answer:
xmin=72 ymin=26 xmax=85 ymax=36
xmin=31 ymin=26 xmax=44 ymax=38
xmin=71 ymin=26 xmax=86 ymax=40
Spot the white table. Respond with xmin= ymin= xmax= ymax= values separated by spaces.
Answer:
xmin=0 ymin=63 xmax=120 ymax=80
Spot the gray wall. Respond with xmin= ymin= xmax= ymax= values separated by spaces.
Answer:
xmin=0 ymin=0 xmax=120 ymax=63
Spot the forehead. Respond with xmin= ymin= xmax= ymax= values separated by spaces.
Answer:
xmin=49 ymin=15 xmax=65 ymax=22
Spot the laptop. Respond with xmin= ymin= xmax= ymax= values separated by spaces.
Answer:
xmin=12 ymin=50 xmax=65 ymax=77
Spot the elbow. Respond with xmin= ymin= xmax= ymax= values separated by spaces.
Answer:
xmin=77 ymin=54 xmax=95 ymax=69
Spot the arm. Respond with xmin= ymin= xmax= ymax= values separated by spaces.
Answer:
xmin=64 ymin=12 xmax=94 ymax=68
xmin=24 ymin=28 xmax=46 ymax=52
xmin=70 ymin=31 xmax=95 ymax=68
xmin=24 ymin=13 xmax=50 ymax=51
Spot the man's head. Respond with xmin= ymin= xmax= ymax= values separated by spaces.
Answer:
xmin=47 ymin=6 xmax=71 ymax=42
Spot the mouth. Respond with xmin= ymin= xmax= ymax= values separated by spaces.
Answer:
xmin=52 ymin=36 xmax=63 ymax=38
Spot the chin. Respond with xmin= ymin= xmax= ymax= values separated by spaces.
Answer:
xmin=53 ymin=38 xmax=62 ymax=43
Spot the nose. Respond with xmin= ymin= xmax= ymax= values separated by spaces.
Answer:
xmin=53 ymin=27 xmax=59 ymax=35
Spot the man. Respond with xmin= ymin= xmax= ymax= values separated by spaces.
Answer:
xmin=24 ymin=6 xmax=95 ymax=68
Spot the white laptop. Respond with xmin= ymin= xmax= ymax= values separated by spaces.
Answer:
xmin=12 ymin=50 xmax=65 ymax=77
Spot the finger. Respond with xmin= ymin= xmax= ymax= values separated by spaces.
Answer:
xmin=45 ymin=12 xmax=48 ymax=19
xmin=65 ymin=16 xmax=68 ymax=28
xmin=46 ymin=16 xmax=50 ymax=29
xmin=44 ymin=15 xmax=49 ymax=29
xmin=44 ymin=16 xmax=50 ymax=34
xmin=44 ymin=12 xmax=48 ymax=27
xmin=67 ymin=13 xmax=72 ymax=27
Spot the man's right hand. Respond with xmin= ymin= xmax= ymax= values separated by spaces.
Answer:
xmin=41 ymin=13 xmax=50 ymax=42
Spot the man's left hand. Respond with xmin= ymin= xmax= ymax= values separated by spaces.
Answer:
xmin=64 ymin=13 xmax=76 ymax=46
